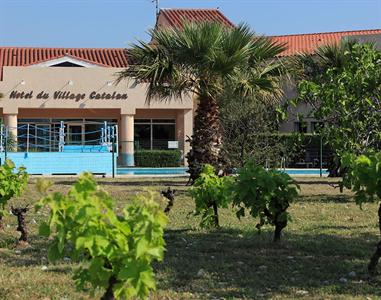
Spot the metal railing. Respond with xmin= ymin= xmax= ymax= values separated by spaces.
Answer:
xmin=0 ymin=121 xmax=118 ymax=154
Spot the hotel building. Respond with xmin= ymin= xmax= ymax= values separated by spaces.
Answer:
xmin=0 ymin=9 xmax=380 ymax=172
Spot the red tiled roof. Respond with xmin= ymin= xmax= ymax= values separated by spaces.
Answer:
xmin=1 ymin=9 xmax=380 ymax=82
xmin=156 ymin=9 xmax=381 ymax=56
xmin=271 ymin=29 xmax=381 ymax=56
xmin=156 ymin=8 xmax=235 ymax=29
xmin=0 ymin=47 xmax=129 ymax=80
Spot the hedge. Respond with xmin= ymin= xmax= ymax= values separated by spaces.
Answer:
xmin=135 ymin=150 xmax=182 ymax=167
xmin=223 ymin=133 xmax=333 ymax=169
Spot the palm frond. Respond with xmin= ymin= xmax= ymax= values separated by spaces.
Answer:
xmin=291 ymin=39 xmax=368 ymax=81
xmin=210 ymin=23 xmax=255 ymax=76
xmin=229 ymin=64 xmax=283 ymax=104
xmin=249 ymin=36 xmax=287 ymax=62
xmin=117 ymin=21 xmax=286 ymax=105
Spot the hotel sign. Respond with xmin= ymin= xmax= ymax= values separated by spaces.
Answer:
xmin=9 ymin=90 xmax=128 ymax=101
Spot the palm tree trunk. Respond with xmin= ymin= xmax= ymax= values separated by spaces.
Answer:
xmin=186 ymin=96 xmax=223 ymax=183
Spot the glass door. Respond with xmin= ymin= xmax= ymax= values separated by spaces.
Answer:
xmin=67 ymin=124 xmax=84 ymax=145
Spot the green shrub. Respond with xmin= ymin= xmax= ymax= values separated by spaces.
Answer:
xmin=190 ymin=164 xmax=233 ymax=228
xmin=231 ymin=160 xmax=299 ymax=242
xmin=135 ymin=150 xmax=182 ymax=167
xmin=0 ymin=159 xmax=28 ymax=229
xmin=341 ymin=152 xmax=381 ymax=275
xmin=341 ymin=153 xmax=381 ymax=204
xmin=36 ymin=173 xmax=167 ymax=299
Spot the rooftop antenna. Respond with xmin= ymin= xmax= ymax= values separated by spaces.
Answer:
xmin=152 ymin=0 xmax=160 ymax=17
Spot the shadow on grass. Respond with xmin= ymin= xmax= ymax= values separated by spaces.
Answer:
xmin=298 ymin=194 xmax=354 ymax=203
xmin=312 ymin=225 xmax=371 ymax=231
xmin=0 ymin=235 xmax=49 ymax=267
xmin=53 ymin=180 xmax=189 ymax=188
xmin=157 ymin=228 xmax=381 ymax=299
xmin=2 ymin=227 xmax=381 ymax=299
xmin=0 ymin=235 xmax=76 ymax=275
xmin=295 ymin=180 xmax=341 ymax=185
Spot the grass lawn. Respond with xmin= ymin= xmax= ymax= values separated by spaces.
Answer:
xmin=1 ymin=176 xmax=381 ymax=299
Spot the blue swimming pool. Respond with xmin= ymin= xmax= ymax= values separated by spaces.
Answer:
xmin=117 ymin=167 xmax=328 ymax=176
xmin=281 ymin=168 xmax=328 ymax=175
xmin=117 ymin=167 xmax=188 ymax=175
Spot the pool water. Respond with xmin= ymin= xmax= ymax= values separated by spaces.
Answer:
xmin=117 ymin=167 xmax=188 ymax=175
xmin=117 ymin=167 xmax=328 ymax=176
xmin=281 ymin=169 xmax=328 ymax=175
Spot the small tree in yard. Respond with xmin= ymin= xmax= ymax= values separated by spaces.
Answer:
xmin=190 ymin=164 xmax=233 ymax=228
xmin=231 ymin=160 xmax=299 ymax=242
xmin=219 ymin=88 xmax=282 ymax=168
xmin=11 ymin=205 xmax=29 ymax=242
xmin=295 ymin=41 xmax=381 ymax=175
xmin=36 ymin=173 xmax=167 ymax=300
xmin=0 ymin=160 xmax=28 ymax=229
xmin=341 ymin=152 xmax=381 ymax=276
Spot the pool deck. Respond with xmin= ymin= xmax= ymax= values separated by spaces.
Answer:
xmin=116 ymin=167 xmax=329 ymax=177
xmin=30 ymin=172 xmax=329 ymax=178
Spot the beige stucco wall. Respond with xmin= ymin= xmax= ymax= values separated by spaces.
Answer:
xmin=0 ymin=66 xmax=194 ymax=165
xmin=0 ymin=66 xmax=193 ymax=114
xmin=278 ymin=80 xmax=316 ymax=133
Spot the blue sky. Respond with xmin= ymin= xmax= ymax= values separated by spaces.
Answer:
xmin=1 ymin=0 xmax=380 ymax=48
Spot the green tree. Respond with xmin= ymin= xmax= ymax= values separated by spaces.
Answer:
xmin=117 ymin=22 xmax=286 ymax=182
xmin=341 ymin=153 xmax=381 ymax=275
xmin=295 ymin=41 xmax=381 ymax=174
xmin=36 ymin=173 xmax=167 ymax=300
xmin=219 ymin=86 xmax=310 ymax=169
xmin=231 ymin=160 xmax=299 ymax=242
xmin=219 ymin=88 xmax=278 ymax=167
xmin=190 ymin=164 xmax=233 ymax=228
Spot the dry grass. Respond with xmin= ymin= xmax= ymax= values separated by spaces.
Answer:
xmin=1 ymin=176 xmax=381 ymax=299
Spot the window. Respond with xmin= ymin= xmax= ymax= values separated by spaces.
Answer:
xmin=32 ymin=56 xmax=100 ymax=68
xmin=50 ymin=61 xmax=85 ymax=67
xmin=84 ymin=123 xmax=103 ymax=145
xmin=311 ymin=122 xmax=324 ymax=133
xmin=153 ymin=124 xmax=175 ymax=149
xmin=17 ymin=123 xmax=52 ymax=152
xmin=134 ymin=119 xmax=176 ymax=150
xmin=294 ymin=121 xmax=308 ymax=133
xmin=135 ymin=124 xmax=151 ymax=149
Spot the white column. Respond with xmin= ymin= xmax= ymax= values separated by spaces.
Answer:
xmin=3 ymin=114 xmax=18 ymax=151
xmin=176 ymin=109 xmax=193 ymax=166
xmin=120 ymin=114 xmax=134 ymax=166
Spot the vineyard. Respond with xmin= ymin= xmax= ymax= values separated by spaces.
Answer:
xmin=1 ymin=176 xmax=381 ymax=299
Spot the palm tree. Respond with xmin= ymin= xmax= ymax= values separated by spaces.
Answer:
xmin=117 ymin=22 xmax=286 ymax=182
xmin=292 ymin=39 xmax=357 ymax=83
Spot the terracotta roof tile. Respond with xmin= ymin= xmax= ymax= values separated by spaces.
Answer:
xmin=271 ymin=29 xmax=381 ymax=56
xmin=156 ymin=9 xmax=381 ymax=57
xmin=0 ymin=47 xmax=129 ymax=80
xmin=156 ymin=8 xmax=235 ymax=29
xmin=1 ymin=9 xmax=380 ymax=83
